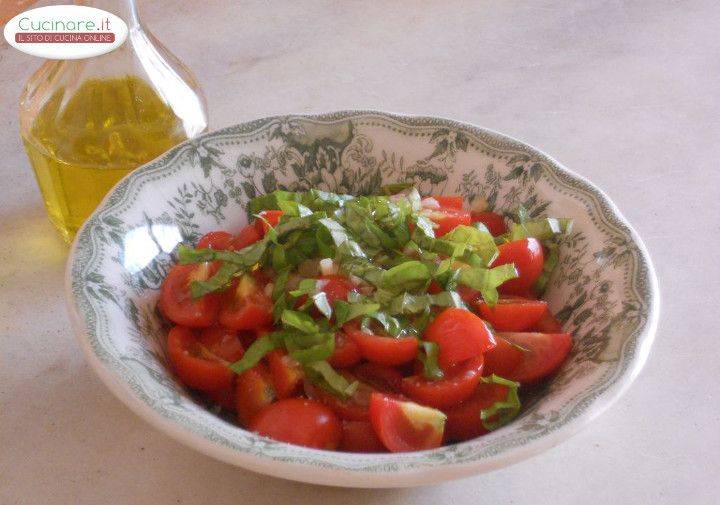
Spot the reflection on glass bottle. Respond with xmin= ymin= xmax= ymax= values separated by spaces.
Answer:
xmin=19 ymin=0 xmax=208 ymax=241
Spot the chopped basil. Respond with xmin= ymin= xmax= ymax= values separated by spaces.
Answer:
xmin=479 ymin=375 xmax=521 ymax=430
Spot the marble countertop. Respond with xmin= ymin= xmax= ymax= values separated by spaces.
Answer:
xmin=1 ymin=1 xmax=718 ymax=503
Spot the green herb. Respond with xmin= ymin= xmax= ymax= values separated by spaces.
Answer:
xmin=479 ymin=375 xmax=521 ymax=430
xmin=281 ymin=310 xmax=319 ymax=334
xmin=381 ymin=260 xmax=430 ymax=293
xmin=229 ymin=333 xmax=281 ymax=374
xmin=334 ymin=300 xmax=381 ymax=326
xmin=418 ymin=341 xmax=444 ymax=381
xmin=304 ymin=361 xmax=358 ymax=398
xmin=458 ymin=264 xmax=518 ymax=305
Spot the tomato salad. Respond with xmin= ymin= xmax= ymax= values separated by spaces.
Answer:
xmin=158 ymin=187 xmax=574 ymax=452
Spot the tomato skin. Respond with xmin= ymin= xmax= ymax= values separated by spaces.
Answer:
xmin=401 ymin=357 xmax=484 ymax=409
xmin=345 ymin=325 xmax=419 ymax=366
xmin=328 ymin=332 xmax=363 ymax=368
xmin=423 ymin=308 xmax=496 ymax=371
xmin=198 ymin=326 xmax=245 ymax=362
xmin=197 ymin=231 xmax=234 ymax=250
xmin=266 ymin=349 xmax=304 ymax=399
xmin=159 ymin=263 xmax=220 ymax=328
xmin=432 ymin=195 xmax=464 ymax=210
xmin=533 ymin=311 xmax=563 ymax=333
xmin=219 ymin=277 xmax=273 ymax=331
xmin=490 ymin=332 xmax=572 ymax=383
xmin=251 ymin=398 xmax=342 ymax=450
xmin=482 ymin=336 xmax=525 ymax=378
xmin=475 ymin=297 xmax=548 ymax=332
xmin=444 ymin=381 xmax=512 ymax=442
xmin=317 ymin=275 xmax=356 ymax=305
xmin=339 ymin=420 xmax=387 ymax=453
xmin=493 ymin=238 xmax=545 ymax=297
xmin=235 ymin=363 xmax=276 ymax=426
xmin=254 ymin=210 xmax=284 ymax=237
xmin=369 ymin=393 xmax=446 ymax=452
xmin=427 ymin=208 xmax=473 ymax=237
xmin=230 ymin=225 xmax=262 ymax=250
xmin=471 ymin=211 xmax=507 ymax=236
xmin=167 ymin=326 xmax=234 ymax=392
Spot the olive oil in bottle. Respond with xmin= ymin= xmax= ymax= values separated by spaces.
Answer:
xmin=19 ymin=0 xmax=208 ymax=242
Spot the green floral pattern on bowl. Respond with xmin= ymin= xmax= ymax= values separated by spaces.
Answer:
xmin=66 ymin=111 xmax=658 ymax=487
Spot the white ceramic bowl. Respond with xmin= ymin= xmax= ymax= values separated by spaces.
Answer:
xmin=66 ymin=111 xmax=658 ymax=487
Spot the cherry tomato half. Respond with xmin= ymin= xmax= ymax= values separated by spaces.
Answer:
xmin=345 ymin=324 xmax=419 ymax=366
xmin=230 ymin=224 xmax=262 ymax=250
xmin=317 ymin=275 xmax=357 ymax=305
xmin=401 ymin=356 xmax=484 ymax=409
xmin=444 ymin=380 xmax=513 ymax=442
xmin=167 ymin=326 xmax=234 ymax=392
xmin=475 ymin=297 xmax=548 ymax=332
xmin=487 ymin=332 xmax=572 ymax=383
xmin=304 ymin=376 xmax=374 ymax=421
xmin=339 ymin=420 xmax=387 ymax=453
xmin=425 ymin=208 xmax=472 ymax=237
xmin=471 ymin=211 xmax=507 ymax=236
xmin=251 ymin=398 xmax=342 ymax=450
xmin=328 ymin=331 xmax=363 ymax=368
xmin=219 ymin=275 xmax=273 ymax=331
xmin=198 ymin=326 xmax=245 ymax=362
xmin=493 ymin=238 xmax=544 ymax=297
xmin=369 ymin=393 xmax=446 ymax=452
xmin=482 ymin=336 xmax=525 ymax=378
xmin=423 ymin=308 xmax=495 ymax=370
xmin=351 ymin=362 xmax=404 ymax=393
xmin=197 ymin=231 xmax=234 ymax=250
xmin=159 ymin=263 xmax=220 ymax=328
xmin=533 ymin=311 xmax=564 ymax=333
xmin=236 ymin=363 xmax=276 ymax=426
xmin=431 ymin=195 xmax=464 ymax=210
xmin=266 ymin=349 xmax=304 ymax=399
xmin=254 ymin=210 xmax=284 ymax=237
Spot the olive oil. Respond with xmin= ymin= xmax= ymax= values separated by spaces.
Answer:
xmin=22 ymin=76 xmax=188 ymax=241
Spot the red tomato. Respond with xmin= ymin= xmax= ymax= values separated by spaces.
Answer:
xmin=339 ymin=420 xmax=387 ymax=453
xmin=198 ymin=326 xmax=245 ymax=362
xmin=251 ymin=398 xmax=342 ymax=450
xmin=429 ymin=282 xmax=480 ymax=305
xmin=369 ymin=393 xmax=446 ymax=452
xmin=351 ymin=362 xmax=404 ymax=393
xmin=471 ymin=211 xmax=507 ymax=236
xmin=197 ymin=230 xmax=234 ymax=250
xmin=493 ymin=238 xmax=544 ymax=297
xmin=266 ymin=349 xmax=304 ymax=399
xmin=304 ymin=377 xmax=374 ymax=421
xmin=328 ymin=331 xmax=362 ymax=368
xmin=533 ymin=311 xmax=564 ymax=332
xmin=219 ymin=276 xmax=273 ymax=331
xmin=159 ymin=263 xmax=220 ymax=328
xmin=317 ymin=275 xmax=356 ymax=305
xmin=432 ymin=195 xmax=464 ymax=210
xmin=426 ymin=208 xmax=472 ymax=237
xmin=254 ymin=210 xmax=284 ymax=237
xmin=482 ymin=336 xmax=525 ymax=378
xmin=401 ymin=357 xmax=484 ymax=409
xmin=236 ymin=363 xmax=276 ymax=426
xmin=489 ymin=332 xmax=572 ymax=383
xmin=206 ymin=383 xmax=237 ymax=412
xmin=230 ymin=224 xmax=262 ymax=250
xmin=475 ymin=297 xmax=548 ymax=332
xmin=345 ymin=324 xmax=419 ymax=366
xmin=423 ymin=308 xmax=495 ymax=370
xmin=444 ymin=380 xmax=512 ymax=442
xmin=167 ymin=326 xmax=234 ymax=392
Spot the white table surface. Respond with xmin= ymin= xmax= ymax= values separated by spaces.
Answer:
xmin=1 ymin=1 xmax=719 ymax=503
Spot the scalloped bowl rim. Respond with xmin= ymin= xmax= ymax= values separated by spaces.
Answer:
xmin=65 ymin=110 xmax=659 ymax=487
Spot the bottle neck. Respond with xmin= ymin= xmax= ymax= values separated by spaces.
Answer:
xmin=76 ymin=0 xmax=139 ymax=28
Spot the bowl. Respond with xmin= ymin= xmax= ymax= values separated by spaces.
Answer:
xmin=66 ymin=111 xmax=659 ymax=487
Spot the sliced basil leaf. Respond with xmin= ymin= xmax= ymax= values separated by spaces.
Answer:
xmin=304 ymin=361 xmax=358 ymax=398
xmin=334 ymin=300 xmax=381 ymax=326
xmin=381 ymin=182 xmax=413 ymax=195
xmin=281 ymin=310 xmax=319 ymax=334
xmin=480 ymin=375 xmax=521 ymax=430
xmin=286 ymin=332 xmax=335 ymax=363
xmin=507 ymin=217 xmax=573 ymax=242
xmin=229 ymin=333 xmax=281 ymax=375
xmin=188 ymin=261 xmax=240 ymax=298
xmin=418 ymin=341 xmax=444 ymax=381
xmin=534 ymin=241 xmax=559 ymax=294
xmin=436 ymin=224 xmax=498 ymax=266
xmin=458 ymin=263 xmax=518 ymax=306
xmin=381 ymin=260 xmax=430 ymax=292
